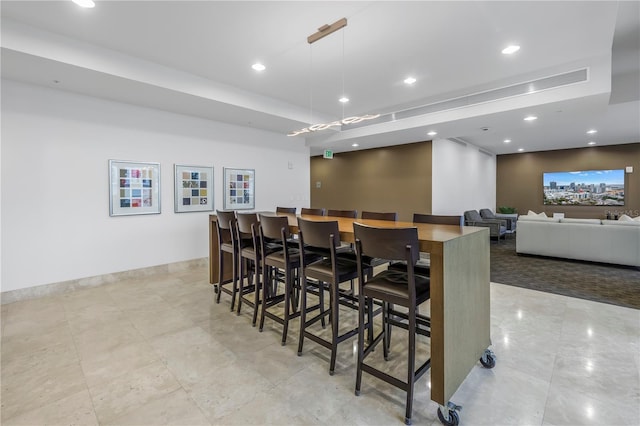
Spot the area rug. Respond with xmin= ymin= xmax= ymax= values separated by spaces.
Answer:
xmin=490 ymin=237 xmax=640 ymax=310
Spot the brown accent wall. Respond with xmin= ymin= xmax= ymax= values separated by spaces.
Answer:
xmin=496 ymin=143 xmax=640 ymax=219
xmin=310 ymin=141 xmax=432 ymax=222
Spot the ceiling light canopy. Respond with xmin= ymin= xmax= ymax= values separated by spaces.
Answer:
xmin=427 ymin=131 xmax=437 ymax=136
xmin=502 ymin=45 xmax=520 ymax=55
xmin=587 ymin=129 xmax=597 ymax=134
xmin=588 ymin=141 xmax=597 ymax=145
xmin=518 ymin=148 xmax=525 ymax=152
xmin=252 ymin=63 xmax=266 ymax=71
xmin=339 ymin=96 xmax=349 ymax=103
xmin=404 ymin=77 xmax=417 ymax=85
xmin=524 ymin=115 xmax=538 ymax=121
xmin=503 ymin=139 xmax=512 ymax=143
xmin=72 ymin=0 xmax=95 ymax=8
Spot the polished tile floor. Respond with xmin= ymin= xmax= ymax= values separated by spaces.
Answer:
xmin=1 ymin=265 xmax=639 ymax=425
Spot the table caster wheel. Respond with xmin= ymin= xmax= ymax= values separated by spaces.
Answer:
xmin=480 ymin=349 xmax=496 ymax=368
xmin=437 ymin=406 xmax=459 ymax=426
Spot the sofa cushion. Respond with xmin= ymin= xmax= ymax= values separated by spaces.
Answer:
xmin=560 ymin=218 xmax=602 ymax=225
xmin=602 ymin=219 xmax=640 ymax=226
xmin=519 ymin=215 xmax=560 ymax=222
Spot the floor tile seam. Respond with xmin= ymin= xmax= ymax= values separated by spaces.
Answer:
xmin=105 ymin=386 xmax=212 ymax=426
xmin=64 ymin=311 xmax=101 ymax=423
xmin=0 ymin=345 xmax=90 ymax=423
xmin=0 ymin=309 xmax=84 ymax=374
xmin=544 ymin=373 xmax=640 ymax=419
xmin=546 ymin=359 xmax=640 ymax=409
xmin=86 ymin=362 xmax=186 ymax=425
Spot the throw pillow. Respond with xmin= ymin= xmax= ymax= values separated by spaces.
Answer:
xmin=537 ymin=212 xmax=548 ymax=218
xmin=527 ymin=210 xmax=538 ymax=216
xmin=633 ymin=216 xmax=640 ymax=222
xmin=618 ymin=214 xmax=633 ymax=222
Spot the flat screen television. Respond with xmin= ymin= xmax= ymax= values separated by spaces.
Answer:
xmin=543 ymin=169 xmax=625 ymax=206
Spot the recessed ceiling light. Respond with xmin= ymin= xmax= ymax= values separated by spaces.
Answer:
xmin=588 ymin=141 xmax=597 ymax=146
xmin=502 ymin=45 xmax=520 ymax=55
xmin=503 ymin=139 xmax=511 ymax=144
xmin=404 ymin=77 xmax=417 ymax=85
xmin=352 ymin=143 xmax=359 ymax=147
xmin=587 ymin=129 xmax=597 ymax=134
xmin=72 ymin=0 xmax=95 ymax=7
xmin=339 ymin=96 xmax=349 ymax=103
xmin=427 ymin=131 xmax=437 ymax=136
xmin=518 ymin=148 xmax=525 ymax=152
xmin=523 ymin=115 xmax=538 ymax=121
xmin=251 ymin=63 xmax=266 ymax=71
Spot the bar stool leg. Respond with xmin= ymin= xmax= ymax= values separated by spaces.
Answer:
xmin=405 ymin=306 xmax=417 ymax=425
xmin=329 ymin=280 xmax=339 ymax=375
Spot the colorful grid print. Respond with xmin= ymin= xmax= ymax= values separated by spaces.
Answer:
xmin=228 ymin=173 xmax=252 ymax=205
xmin=181 ymin=171 xmax=208 ymax=206
xmin=119 ymin=167 xmax=154 ymax=208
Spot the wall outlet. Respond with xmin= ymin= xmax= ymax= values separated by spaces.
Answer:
xmin=316 ymin=181 xmax=321 ymax=188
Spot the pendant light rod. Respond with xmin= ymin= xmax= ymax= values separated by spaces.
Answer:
xmin=307 ymin=18 xmax=347 ymax=44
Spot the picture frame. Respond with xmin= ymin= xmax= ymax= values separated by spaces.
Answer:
xmin=223 ymin=167 xmax=255 ymax=210
xmin=174 ymin=164 xmax=214 ymax=213
xmin=109 ymin=160 xmax=161 ymax=216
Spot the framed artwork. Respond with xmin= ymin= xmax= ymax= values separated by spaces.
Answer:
xmin=109 ymin=160 xmax=161 ymax=216
xmin=223 ymin=167 xmax=255 ymax=210
xmin=174 ymin=164 xmax=214 ymax=213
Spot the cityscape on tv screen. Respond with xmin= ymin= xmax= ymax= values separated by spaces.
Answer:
xmin=543 ymin=169 xmax=625 ymax=206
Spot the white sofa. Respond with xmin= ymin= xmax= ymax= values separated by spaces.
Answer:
xmin=516 ymin=215 xmax=640 ymax=267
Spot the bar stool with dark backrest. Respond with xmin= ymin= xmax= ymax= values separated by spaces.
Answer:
xmin=215 ymin=210 xmax=239 ymax=310
xmin=276 ymin=207 xmax=297 ymax=214
xmin=361 ymin=211 xmax=398 ymax=221
xmin=327 ymin=209 xmax=358 ymax=219
xmin=301 ymin=207 xmax=326 ymax=216
xmin=353 ymin=222 xmax=431 ymax=426
xmin=413 ymin=213 xmax=464 ymax=227
xmin=389 ymin=213 xmax=463 ymax=275
xmin=385 ymin=213 xmax=463 ymax=353
xmin=258 ymin=214 xmax=320 ymax=345
xmin=296 ymin=217 xmax=373 ymax=375
xmin=360 ymin=211 xmax=398 ymax=267
xmin=234 ymin=212 xmax=273 ymax=324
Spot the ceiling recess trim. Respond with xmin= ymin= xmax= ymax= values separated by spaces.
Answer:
xmin=343 ymin=68 xmax=589 ymax=130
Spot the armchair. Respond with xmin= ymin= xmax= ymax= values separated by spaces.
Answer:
xmin=464 ymin=210 xmax=507 ymax=241
xmin=480 ymin=208 xmax=517 ymax=234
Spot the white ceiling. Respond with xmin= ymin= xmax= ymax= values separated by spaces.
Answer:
xmin=2 ymin=1 xmax=639 ymax=156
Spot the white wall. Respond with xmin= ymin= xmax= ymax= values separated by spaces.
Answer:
xmin=431 ymin=138 xmax=496 ymax=215
xmin=1 ymin=80 xmax=310 ymax=292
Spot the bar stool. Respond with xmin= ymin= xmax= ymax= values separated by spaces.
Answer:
xmin=361 ymin=211 xmax=398 ymax=221
xmin=276 ymin=207 xmax=296 ymax=214
xmin=389 ymin=214 xmax=463 ymax=275
xmin=327 ymin=209 xmax=358 ymax=219
xmin=215 ymin=210 xmax=238 ymax=310
xmin=258 ymin=214 xmax=320 ymax=345
xmin=296 ymin=217 xmax=373 ymax=375
xmin=234 ymin=212 xmax=262 ymax=323
xmin=360 ymin=211 xmax=398 ymax=267
xmin=301 ymin=207 xmax=326 ymax=216
xmin=353 ymin=222 xmax=431 ymax=426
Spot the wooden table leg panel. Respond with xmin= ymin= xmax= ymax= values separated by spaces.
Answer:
xmin=430 ymin=228 xmax=491 ymax=405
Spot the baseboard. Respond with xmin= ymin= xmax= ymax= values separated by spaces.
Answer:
xmin=0 ymin=258 xmax=209 ymax=305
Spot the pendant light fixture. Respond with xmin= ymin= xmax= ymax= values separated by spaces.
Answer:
xmin=288 ymin=18 xmax=380 ymax=137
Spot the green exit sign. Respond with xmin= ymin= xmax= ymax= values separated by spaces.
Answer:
xmin=323 ymin=149 xmax=334 ymax=159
